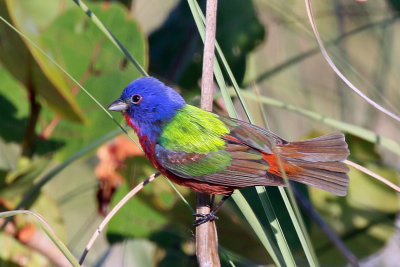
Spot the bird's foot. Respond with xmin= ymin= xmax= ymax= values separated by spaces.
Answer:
xmin=193 ymin=212 xmax=219 ymax=226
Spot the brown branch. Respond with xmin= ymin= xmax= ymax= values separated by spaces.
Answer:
xmin=196 ymin=0 xmax=220 ymax=266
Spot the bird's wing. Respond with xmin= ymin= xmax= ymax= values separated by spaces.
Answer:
xmin=156 ymin=110 xmax=286 ymax=187
xmin=155 ymin=143 xmax=284 ymax=187
xmin=219 ymin=117 xmax=288 ymax=154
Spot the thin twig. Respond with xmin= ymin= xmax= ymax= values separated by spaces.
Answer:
xmin=79 ymin=172 xmax=159 ymax=265
xmin=196 ymin=0 xmax=221 ymax=266
xmin=344 ymin=160 xmax=400 ymax=193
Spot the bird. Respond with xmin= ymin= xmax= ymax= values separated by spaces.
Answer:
xmin=108 ymin=77 xmax=350 ymax=225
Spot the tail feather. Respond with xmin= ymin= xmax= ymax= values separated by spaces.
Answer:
xmin=278 ymin=132 xmax=350 ymax=196
xmin=292 ymin=160 xmax=349 ymax=173
xmin=280 ymin=132 xmax=349 ymax=162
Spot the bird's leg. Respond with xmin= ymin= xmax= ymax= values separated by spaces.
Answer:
xmin=211 ymin=194 xmax=215 ymax=207
xmin=193 ymin=193 xmax=232 ymax=226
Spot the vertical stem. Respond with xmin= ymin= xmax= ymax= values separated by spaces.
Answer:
xmin=21 ymin=58 xmax=41 ymax=158
xmin=199 ymin=1 xmax=217 ymax=112
xmin=196 ymin=0 xmax=220 ymax=266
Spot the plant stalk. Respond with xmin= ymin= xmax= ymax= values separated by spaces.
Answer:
xmin=196 ymin=0 xmax=220 ymax=266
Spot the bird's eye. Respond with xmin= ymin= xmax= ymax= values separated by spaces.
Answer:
xmin=131 ymin=94 xmax=142 ymax=104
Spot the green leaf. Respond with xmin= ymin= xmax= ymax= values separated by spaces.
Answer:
xmin=0 ymin=157 xmax=50 ymax=199
xmin=36 ymin=3 xmax=147 ymax=159
xmin=107 ymin=182 xmax=169 ymax=241
xmin=0 ymin=66 xmax=65 ymax=155
xmin=0 ymin=0 xmax=85 ymax=122
xmin=102 ymin=239 xmax=157 ymax=267
xmin=0 ymin=66 xmax=28 ymax=145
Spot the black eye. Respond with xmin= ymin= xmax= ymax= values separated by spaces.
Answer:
xmin=131 ymin=94 xmax=142 ymax=104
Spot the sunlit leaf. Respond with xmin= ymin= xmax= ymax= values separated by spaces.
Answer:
xmin=1 ymin=0 xmax=85 ymax=122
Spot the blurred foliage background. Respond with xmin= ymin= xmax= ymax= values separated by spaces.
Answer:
xmin=0 ymin=0 xmax=399 ymax=266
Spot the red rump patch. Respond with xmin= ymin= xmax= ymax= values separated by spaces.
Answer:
xmin=261 ymin=153 xmax=302 ymax=177
xmin=224 ymin=133 xmax=303 ymax=178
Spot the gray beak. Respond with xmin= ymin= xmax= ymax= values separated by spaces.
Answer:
xmin=108 ymin=99 xmax=129 ymax=112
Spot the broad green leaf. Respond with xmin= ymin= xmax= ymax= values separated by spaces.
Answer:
xmin=101 ymin=239 xmax=157 ymax=267
xmin=37 ymin=3 xmax=147 ymax=159
xmin=0 ymin=157 xmax=50 ymax=199
xmin=1 ymin=0 xmax=85 ymax=122
xmin=107 ymin=182 xmax=169 ymax=241
xmin=0 ymin=66 xmax=64 ymax=157
xmin=0 ymin=66 xmax=28 ymax=148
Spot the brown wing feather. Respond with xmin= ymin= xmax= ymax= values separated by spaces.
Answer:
xmin=155 ymin=142 xmax=285 ymax=189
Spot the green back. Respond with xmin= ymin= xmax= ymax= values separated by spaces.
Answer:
xmin=158 ymin=105 xmax=230 ymax=153
xmin=157 ymin=105 xmax=232 ymax=176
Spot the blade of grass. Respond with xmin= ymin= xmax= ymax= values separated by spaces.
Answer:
xmin=255 ymin=186 xmax=295 ymax=265
xmin=71 ymin=0 xmax=148 ymax=77
xmin=292 ymin=189 xmax=360 ymax=266
xmin=345 ymin=160 xmax=400 ymax=193
xmin=0 ymin=210 xmax=80 ymax=267
xmin=231 ymin=193 xmax=283 ymax=266
xmin=253 ymin=85 xmax=319 ymax=266
xmin=192 ymin=1 xmax=251 ymax=122
xmin=13 ymin=128 xmax=122 ymax=211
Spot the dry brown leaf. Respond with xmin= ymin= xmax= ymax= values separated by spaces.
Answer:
xmin=95 ymin=135 xmax=143 ymax=215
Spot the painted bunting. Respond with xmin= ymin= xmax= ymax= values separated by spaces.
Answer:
xmin=108 ymin=77 xmax=350 ymax=225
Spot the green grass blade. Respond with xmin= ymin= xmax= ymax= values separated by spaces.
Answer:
xmin=186 ymin=0 xmax=237 ymax=118
xmin=71 ymin=0 xmax=148 ymax=77
xmin=231 ymin=193 xmax=283 ymax=266
xmin=14 ymin=128 xmax=121 ymax=210
xmin=255 ymin=187 xmax=295 ymax=265
xmin=191 ymin=2 xmax=245 ymax=119
xmin=253 ymin=85 xmax=319 ymax=266
xmin=0 ymin=210 xmax=80 ymax=267
xmin=279 ymin=187 xmax=319 ymax=266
